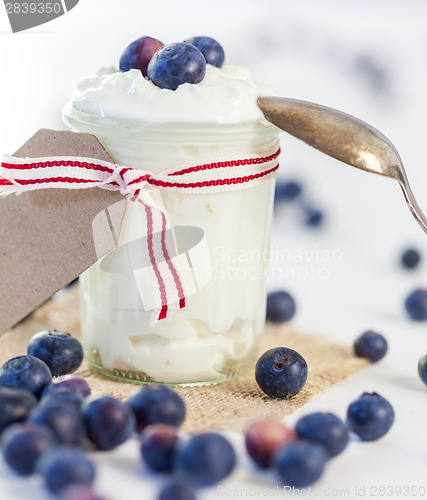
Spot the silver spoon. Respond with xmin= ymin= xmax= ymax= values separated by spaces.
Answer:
xmin=258 ymin=96 xmax=427 ymax=234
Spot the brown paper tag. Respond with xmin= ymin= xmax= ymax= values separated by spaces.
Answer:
xmin=0 ymin=129 xmax=125 ymax=334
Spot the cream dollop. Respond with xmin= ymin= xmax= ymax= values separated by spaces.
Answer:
xmin=72 ymin=65 xmax=276 ymax=124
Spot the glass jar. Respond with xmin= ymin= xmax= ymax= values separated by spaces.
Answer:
xmin=63 ymin=105 xmax=280 ymax=386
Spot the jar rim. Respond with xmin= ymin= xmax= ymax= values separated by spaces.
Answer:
xmin=62 ymin=103 xmax=281 ymax=142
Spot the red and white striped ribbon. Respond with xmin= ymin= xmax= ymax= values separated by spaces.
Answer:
xmin=0 ymin=146 xmax=280 ymax=321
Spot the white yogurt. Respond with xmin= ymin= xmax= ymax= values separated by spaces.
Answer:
xmin=64 ymin=64 xmax=280 ymax=384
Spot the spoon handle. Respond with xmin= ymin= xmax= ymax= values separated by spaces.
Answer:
xmin=395 ymin=168 xmax=427 ymax=234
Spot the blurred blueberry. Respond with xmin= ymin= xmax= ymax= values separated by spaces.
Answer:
xmin=244 ymin=419 xmax=297 ymax=468
xmin=401 ymin=248 xmax=421 ymax=269
xmin=27 ymin=330 xmax=83 ymax=377
xmin=418 ymin=354 xmax=427 ymax=386
xmin=147 ymin=42 xmax=206 ymax=90
xmin=29 ymin=403 xmax=86 ymax=447
xmin=128 ymin=385 xmax=186 ymax=432
xmin=0 ymin=386 xmax=38 ymax=435
xmin=274 ymin=441 xmax=327 ymax=487
xmin=347 ymin=392 xmax=394 ymax=441
xmin=304 ymin=206 xmax=324 ymax=227
xmin=255 ymin=347 xmax=308 ymax=399
xmin=40 ymin=389 xmax=84 ymax=411
xmin=354 ymin=330 xmax=388 ymax=362
xmin=175 ymin=432 xmax=235 ymax=487
xmin=352 ymin=55 xmax=388 ymax=94
xmin=37 ymin=447 xmax=96 ymax=495
xmin=266 ymin=290 xmax=296 ymax=323
xmin=42 ymin=375 xmax=91 ymax=399
xmin=0 ymin=355 xmax=51 ymax=398
xmin=184 ymin=36 xmax=224 ymax=67
xmin=274 ymin=180 xmax=302 ymax=203
xmin=295 ymin=412 xmax=349 ymax=458
xmin=405 ymin=288 xmax=427 ymax=320
xmin=82 ymin=395 xmax=135 ymax=450
xmin=1 ymin=422 xmax=55 ymax=475
xmin=141 ymin=424 xmax=179 ymax=472
xmin=158 ymin=480 xmax=196 ymax=500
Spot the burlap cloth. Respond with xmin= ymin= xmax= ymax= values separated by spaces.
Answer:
xmin=0 ymin=285 xmax=367 ymax=434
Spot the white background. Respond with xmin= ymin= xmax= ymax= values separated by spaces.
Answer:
xmin=1 ymin=1 xmax=427 ymax=499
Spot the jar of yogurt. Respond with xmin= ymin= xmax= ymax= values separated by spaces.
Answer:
xmin=63 ymin=64 xmax=280 ymax=385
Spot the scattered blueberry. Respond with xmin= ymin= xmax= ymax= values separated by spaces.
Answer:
xmin=275 ymin=441 xmax=327 ymax=488
xmin=1 ymin=422 xmax=55 ymax=475
xmin=82 ymin=395 xmax=135 ymax=450
xmin=418 ymin=354 xmax=427 ymax=386
xmin=128 ymin=385 xmax=186 ymax=432
xmin=0 ymin=386 xmax=38 ymax=434
xmin=0 ymin=355 xmax=51 ymax=398
xmin=255 ymin=347 xmax=308 ymax=399
xmin=295 ymin=412 xmax=349 ymax=458
xmin=405 ymin=288 xmax=427 ymax=320
xmin=184 ymin=36 xmax=224 ymax=68
xmin=304 ymin=206 xmax=324 ymax=227
xmin=29 ymin=403 xmax=86 ymax=447
xmin=158 ymin=480 xmax=197 ymax=500
xmin=42 ymin=374 xmax=91 ymax=399
xmin=27 ymin=330 xmax=83 ymax=377
xmin=140 ymin=424 xmax=179 ymax=472
xmin=245 ymin=419 xmax=297 ymax=468
xmin=119 ymin=36 xmax=164 ymax=77
xmin=40 ymin=388 xmax=84 ymax=411
xmin=147 ymin=42 xmax=206 ymax=90
xmin=59 ymin=483 xmax=107 ymax=500
xmin=274 ymin=180 xmax=302 ymax=202
xmin=175 ymin=432 xmax=235 ymax=487
xmin=346 ymin=392 xmax=394 ymax=441
xmin=353 ymin=330 xmax=388 ymax=363
xmin=266 ymin=290 xmax=296 ymax=323
xmin=401 ymin=248 xmax=421 ymax=269
xmin=37 ymin=447 xmax=96 ymax=495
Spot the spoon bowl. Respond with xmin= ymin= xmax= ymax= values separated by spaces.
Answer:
xmin=258 ymin=96 xmax=427 ymax=234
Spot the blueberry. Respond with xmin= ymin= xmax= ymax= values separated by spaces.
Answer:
xmin=1 ymin=422 xmax=55 ymax=475
xmin=245 ymin=419 xmax=297 ymax=468
xmin=347 ymin=392 xmax=394 ymax=441
xmin=158 ymin=480 xmax=196 ymax=500
xmin=405 ymin=288 xmax=427 ymax=320
xmin=40 ymin=388 xmax=84 ymax=411
xmin=42 ymin=374 xmax=91 ymax=399
xmin=29 ymin=403 xmax=86 ymax=447
xmin=418 ymin=354 xmax=427 ymax=386
xmin=175 ymin=432 xmax=235 ymax=487
xmin=82 ymin=395 xmax=135 ymax=450
xmin=295 ymin=412 xmax=349 ymax=458
xmin=119 ymin=36 xmax=164 ymax=77
xmin=128 ymin=385 xmax=186 ymax=432
xmin=140 ymin=424 xmax=179 ymax=472
xmin=401 ymin=248 xmax=421 ymax=269
xmin=304 ymin=206 xmax=324 ymax=227
xmin=353 ymin=330 xmax=388 ymax=363
xmin=147 ymin=42 xmax=206 ymax=90
xmin=59 ymin=483 xmax=107 ymax=500
xmin=37 ymin=447 xmax=96 ymax=495
xmin=0 ymin=386 xmax=38 ymax=434
xmin=184 ymin=36 xmax=224 ymax=68
xmin=27 ymin=330 xmax=83 ymax=377
xmin=274 ymin=180 xmax=302 ymax=202
xmin=266 ymin=291 xmax=296 ymax=323
xmin=0 ymin=355 xmax=51 ymax=398
xmin=255 ymin=347 xmax=308 ymax=399
xmin=274 ymin=441 xmax=327 ymax=487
